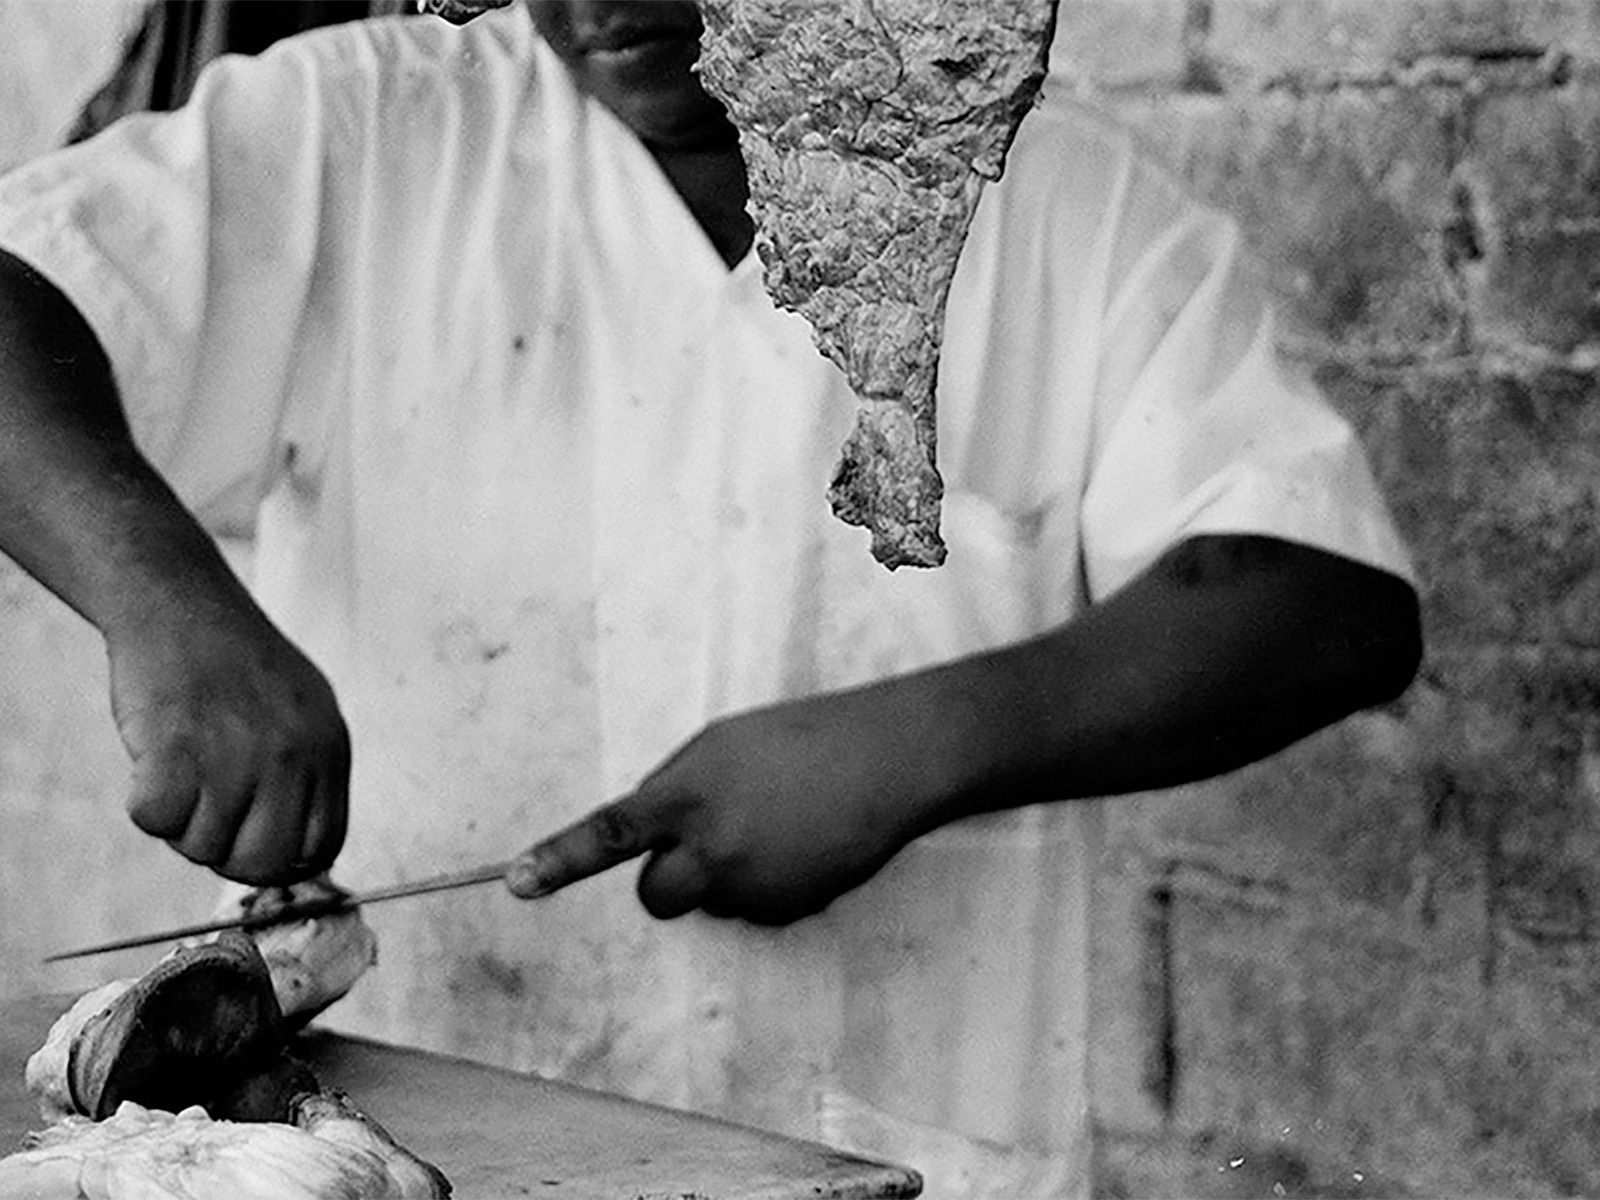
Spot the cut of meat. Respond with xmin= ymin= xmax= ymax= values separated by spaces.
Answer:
xmin=415 ymin=0 xmax=514 ymax=23
xmin=26 ymin=878 xmax=376 ymax=1127
xmin=12 ymin=935 xmax=451 ymax=1197
xmin=697 ymin=0 xmax=1059 ymax=568
xmin=0 ymin=1098 xmax=451 ymax=1199
xmin=26 ymin=933 xmax=286 ymax=1124
xmin=214 ymin=875 xmax=379 ymax=1028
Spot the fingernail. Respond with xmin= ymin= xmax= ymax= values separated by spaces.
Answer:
xmin=506 ymin=858 xmax=543 ymax=897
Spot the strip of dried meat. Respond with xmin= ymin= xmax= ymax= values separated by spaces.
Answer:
xmin=697 ymin=0 xmax=1058 ymax=568
xmin=415 ymin=0 xmax=514 ymax=24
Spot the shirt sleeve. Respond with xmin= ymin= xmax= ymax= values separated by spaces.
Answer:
xmin=0 ymin=23 xmax=345 ymax=535
xmin=1077 ymin=152 xmax=1415 ymax=602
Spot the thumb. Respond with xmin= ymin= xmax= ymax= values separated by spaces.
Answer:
xmin=634 ymin=846 xmax=712 ymax=920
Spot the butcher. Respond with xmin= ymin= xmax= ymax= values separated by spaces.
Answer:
xmin=0 ymin=1 xmax=1421 ymax=1195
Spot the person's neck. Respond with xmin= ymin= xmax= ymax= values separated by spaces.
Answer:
xmin=648 ymin=143 xmax=755 ymax=270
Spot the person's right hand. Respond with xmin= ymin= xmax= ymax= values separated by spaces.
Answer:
xmin=104 ymin=598 xmax=350 ymax=886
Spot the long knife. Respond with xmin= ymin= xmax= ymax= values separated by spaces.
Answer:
xmin=44 ymin=860 xmax=515 ymax=963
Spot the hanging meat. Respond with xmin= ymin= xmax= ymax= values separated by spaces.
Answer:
xmin=414 ymin=0 xmax=515 ymax=23
xmin=417 ymin=0 xmax=1058 ymax=568
xmin=696 ymin=0 xmax=1059 ymax=568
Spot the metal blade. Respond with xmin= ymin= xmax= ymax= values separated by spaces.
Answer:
xmin=44 ymin=859 xmax=515 ymax=963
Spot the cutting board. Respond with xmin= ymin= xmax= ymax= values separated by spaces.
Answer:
xmin=1 ymin=994 xmax=922 ymax=1199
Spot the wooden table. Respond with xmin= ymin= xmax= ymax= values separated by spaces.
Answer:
xmin=1 ymin=995 xmax=922 ymax=1199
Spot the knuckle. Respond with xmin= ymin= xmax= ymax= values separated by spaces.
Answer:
xmin=265 ymin=745 xmax=302 ymax=779
xmin=594 ymin=804 xmax=641 ymax=854
xmin=688 ymin=832 xmax=740 ymax=879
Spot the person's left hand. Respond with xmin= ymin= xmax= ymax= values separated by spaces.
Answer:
xmin=507 ymin=692 xmax=930 ymax=925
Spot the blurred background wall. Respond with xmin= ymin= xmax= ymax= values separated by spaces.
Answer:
xmin=1 ymin=3 xmax=1598 ymax=1197
xmin=1058 ymin=3 xmax=1600 ymax=1198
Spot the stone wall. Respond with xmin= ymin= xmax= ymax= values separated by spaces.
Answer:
xmin=1068 ymin=3 xmax=1600 ymax=1197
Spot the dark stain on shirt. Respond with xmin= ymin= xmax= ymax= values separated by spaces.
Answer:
xmin=456 ymin=949 xmax=528 ymax=998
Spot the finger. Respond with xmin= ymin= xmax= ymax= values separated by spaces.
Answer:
xmin=635 ymin=846 xmax=711 ymax=920
xmin=171 ymin=775 xmax=257 ymax=868
xmin=126 ymin=742 xmax=203 ymax=840
xmin=507 ymin=792 xmax=676 ymax=898
xmin=298 ymin=742 xmax=350 ymax=874
xmin=298 ymin=777 xmax=348 ymax=877
xmin=225 ymin=761 xmax=313 ymax=884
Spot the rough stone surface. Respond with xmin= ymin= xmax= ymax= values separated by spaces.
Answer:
xmin=1107 ymin=88 xmax=1462 ymax=357
xmin=1053 ymin=1 xmax=1600 ymax=95
xmin=1319 ymin=361 xmax=1600 ymax=649
xmin=1076 ymin=3 xmax=1600 ymax=1197
xmin=1458 ymin=87 xmax=1600 ymax=355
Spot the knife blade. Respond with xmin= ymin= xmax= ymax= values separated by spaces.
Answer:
xmin=44 ymin=860 xmax=515 ymax=963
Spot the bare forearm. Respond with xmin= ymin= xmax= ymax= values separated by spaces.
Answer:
xmin=0 ymin=248 xmax=247 ymax=636
xmin=862 ymin=535 xmax=1422 ymax=833
xmin=514 ymin=534 xmax=1422 ymax=922
xmin=0 ymin=249 xmax=350 ymax=883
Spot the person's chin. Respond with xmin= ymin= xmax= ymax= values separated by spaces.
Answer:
xmin=597 ymin=85 xmax=736 ymax=151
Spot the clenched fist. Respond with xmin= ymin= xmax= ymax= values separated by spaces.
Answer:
xmin=106 ymin=597 xmax=349 ymax=886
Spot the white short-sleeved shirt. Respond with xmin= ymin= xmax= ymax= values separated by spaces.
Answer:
xmin=0 ymin=11 xmax=1411 ymax=1198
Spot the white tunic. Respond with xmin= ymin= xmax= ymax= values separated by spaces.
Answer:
xmin=0 ymin=11 xmax=1411 ymax=1197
